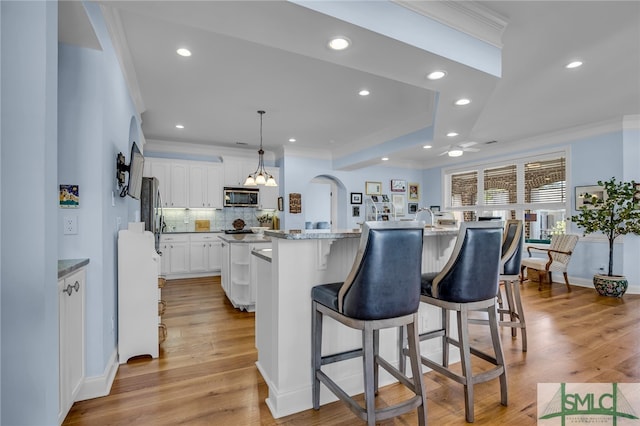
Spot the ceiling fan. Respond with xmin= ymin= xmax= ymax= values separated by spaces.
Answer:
xmin=438 ymin=141 xmax=480 ymax=157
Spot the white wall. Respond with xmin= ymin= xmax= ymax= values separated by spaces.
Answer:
xmin=1 ymin=2 xmax=59 ymax=424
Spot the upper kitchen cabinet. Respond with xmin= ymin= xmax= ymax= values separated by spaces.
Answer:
xmin=259 ymin=166 xmax=280 ymax=210
xmin=224 ymin=158 xmax=256 ymax=187
xmin=146 ymin=158 xmax=188 ymax=208
xmin=189 ymin=162 xmax=223 ymax=209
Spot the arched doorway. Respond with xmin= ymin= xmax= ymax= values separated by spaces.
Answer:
xmin=305 ymin=175 xmax=346 ymax=229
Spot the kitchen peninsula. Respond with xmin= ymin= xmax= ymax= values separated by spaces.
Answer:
xmin=253 ymin=226 xmax=459 ymax=418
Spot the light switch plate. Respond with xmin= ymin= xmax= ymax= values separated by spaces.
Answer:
xmin=63 ymin=216 xmax=78 ymax=235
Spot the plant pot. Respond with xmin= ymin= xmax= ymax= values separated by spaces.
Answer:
xmin=593 ymin=274 xmax=628 ymax=297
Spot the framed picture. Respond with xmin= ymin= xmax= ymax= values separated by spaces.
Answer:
xmin=575 ymin=185 xmax=607 ymax=209
xmin=392 ymin=194 xmax=405 ymax=215
xmin=391 ymin=179 xmax=406 ymax=192
xmin=60 ymin=184 xmax=79 ymax=208
xmin=289 ymin=193 xmax=302 ymax=213
xmin=635 ymin=183 xmax=640 ymax=201
xmin=408 ymin=202 xmax=418 ymax=214
xmin=365 ymin=181 xmax=382 ymax=195
xmin=277 ymin=196 xmax=284 ymax=211
xmin=381 ymin=214 xmax=389 ymax=221
xmin=408 ymin=183 xmax=419 ymax=201
xmin=430 ymin=205 xmax=440 ymax=212
xmin=350 ymin=192 xmax=363 ymax=204
xmin=381 ymin=194 xmax=389 ymax=202
xmin=371 ymin=195 xmax=379 ymax=203
xmin=352 ymin=206 xmax=361 ymax=217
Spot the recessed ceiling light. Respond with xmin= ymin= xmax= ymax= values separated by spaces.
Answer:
xmin=328 ymin=36 xmax=350 ymax=51
xmin=446 ymin=132 xmax=459 ymax=137
xmin=455 ymin=98 xmax=471 ymax=106
xmin=426 ymin=70 xmax=447 ymax=80
xmin=288 ymin=138 xmax=296 ymax=143
xmin=381 ymin=157 xmax=389 ymax=161
xmin=176 ymin=48 xmax=191 ymax=57
xmin=566 ymin=60 xmax=583 ymax=69
xmin=175 ymin=124 xmax=184 ymax=129
xmin=423 ymin=145 xmax=432 ymax=149
xmin=359 ymin=89 xmax=370 ymax=96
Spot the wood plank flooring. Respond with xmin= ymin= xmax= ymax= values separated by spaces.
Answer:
xmin=63 ymin=277 xmax=640 ymax=425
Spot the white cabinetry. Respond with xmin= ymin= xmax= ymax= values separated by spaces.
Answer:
xmin=220 ymin=240 xmax=270 ymax=311
xmin=224 ymin=158 xmax=256 ymax=187
xmin=147 ymin=159 xmax=188 ymax=208
xmin=189 ymin=162 xmax=223 ymax=208
xmin=258 ymin=166 xmax=280 ymax=209
xmin=58 ymin=267 xmax=85 ymax=425
xmin=118 ymin=227 xmax=161 ymax=364
xmin=189 ymin=234 xmax=222 ymax=272
xmin=160 ymin=233 xmax=222 ymax=278
xmin=159 ymin=234 xmax=189 ymax=275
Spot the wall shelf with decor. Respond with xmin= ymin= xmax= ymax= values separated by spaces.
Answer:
xmin=365 ymin=195 xmax=396 ymax=221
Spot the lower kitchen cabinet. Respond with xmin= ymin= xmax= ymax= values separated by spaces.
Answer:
xmin=190 ymin=234 xmax=222 ymax=272
xmin=58 ymin=267 xmax=85 ymax=425
xmin=160 ymin=233 xmax=222 ymax=278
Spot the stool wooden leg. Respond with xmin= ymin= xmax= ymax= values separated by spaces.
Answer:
xmin=362 ymin=322 xmax=376 ymax=426
xmin=373 ymin=329 xmax=380 ymax=395
xmin=488 ymin=304 xmax=508 ymax=407
xmin=503 ymin=280 xmax=517 ymax=338
xmin=398 ymin=325 xmax=407 ymax=374
xmin=442 ymin=307 xmax=450 ymax=367
xmin=406 ymin=314 xmax=427 ymax=426
xmin=312 ymin=301 xmax=322 ymax=410
xmin=457 ymin=309 xmax=474 ymax=423
xmin=513 ymin=280 xmax=527 ymax=351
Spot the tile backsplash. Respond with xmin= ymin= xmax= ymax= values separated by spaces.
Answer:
xmin=161 ymin=208 xmax=277 ymax=232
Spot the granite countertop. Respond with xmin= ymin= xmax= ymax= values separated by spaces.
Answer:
xmin=163 ymin=230 xmax=223 ymax=234
xmin=251 ymin=247 xmax=273 ymax=262
xmin=217 ymin=233 xmax=272 ymax=243
xmin=58 ymin=258 xmax=90 ymax=278
xmin=264 ymin=226 xmax=460 ymax=240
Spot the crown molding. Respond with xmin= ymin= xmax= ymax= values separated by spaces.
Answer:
xmin=100 ymin=4 xmax=145 ymax=115
xmin=393 ymin=0 xmax=508 ymax=48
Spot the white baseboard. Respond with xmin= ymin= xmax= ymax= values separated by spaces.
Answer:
xmin=75 ymin=348 xmax=119 ymax=401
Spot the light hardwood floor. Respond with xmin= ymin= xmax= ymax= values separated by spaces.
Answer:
xmin=63 ymin=276 xmax=640 ymax=425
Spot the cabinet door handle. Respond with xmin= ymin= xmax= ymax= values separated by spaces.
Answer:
xmin=73 ymin=280 xmax=80 ymax=293
xmin=64 ymin=284 xmax=73 ymax=296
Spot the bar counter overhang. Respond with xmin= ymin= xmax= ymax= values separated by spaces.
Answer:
xmin=252 ymin=227 xmax=460 ymax=418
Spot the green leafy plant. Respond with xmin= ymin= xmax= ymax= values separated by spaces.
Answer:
xmin=570 ymin=177 xmax=640 ymax=276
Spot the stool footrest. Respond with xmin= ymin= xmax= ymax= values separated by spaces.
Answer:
xmin=321 ymin=348 xmax=363 ymax=365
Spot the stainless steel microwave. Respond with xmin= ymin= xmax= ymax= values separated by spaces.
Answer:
xmin=223 ymin=187 xmax=259 ymax=207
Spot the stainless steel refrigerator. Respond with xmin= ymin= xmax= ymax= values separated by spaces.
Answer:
xmin=140 ymin=177 xmax=163 ymax=253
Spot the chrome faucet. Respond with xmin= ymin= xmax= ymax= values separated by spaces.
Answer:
xmin=415 ymin=207 xmax=434 ymax=227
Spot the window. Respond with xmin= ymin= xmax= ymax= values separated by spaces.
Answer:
xmin=444 ymin=151 xmax=568 ymax=241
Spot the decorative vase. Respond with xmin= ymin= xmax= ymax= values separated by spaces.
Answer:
xmin=593 ymin=274 xmax=628 ymax=297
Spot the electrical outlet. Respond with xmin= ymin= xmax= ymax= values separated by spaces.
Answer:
xmin=63 ymin=216 xmax=78 ymax=235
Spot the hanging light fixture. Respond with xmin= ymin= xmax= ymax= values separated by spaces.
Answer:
xmin=244 ymin=110 xmax=277 ymax=187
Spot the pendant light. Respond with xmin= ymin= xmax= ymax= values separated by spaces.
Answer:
xmin=244 ymin=110 xmax=277 ymax=187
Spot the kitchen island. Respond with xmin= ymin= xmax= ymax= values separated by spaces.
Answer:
xmin=253 ymin=227 xmax=459 ymax=418
xmin=218 ymin=233 xmax=271 ymax=311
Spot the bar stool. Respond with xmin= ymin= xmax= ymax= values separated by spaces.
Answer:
xmin=399 ymin=221 xmax=506 ymax=423
xmin=311 ymin=221 xmax=427 ymax=426
xmin=496 ymin=220 xmax=527 ymax=351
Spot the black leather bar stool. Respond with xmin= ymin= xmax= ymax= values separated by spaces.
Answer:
xmin=496 ymin=220 xmax=527 ymax=351
xmin=311 ymin=221 xmax=427 ymax=426
xmin=399 ymin=221 xmax=506 ymax=423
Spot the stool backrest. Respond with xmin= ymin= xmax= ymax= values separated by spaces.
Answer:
xmin=501 ymin=220 xmax=523 ymax=276
xmin=431 ymin=222 xmax=503 ymax=302
xmin=338 ymin=221 xmax=424 ymax=320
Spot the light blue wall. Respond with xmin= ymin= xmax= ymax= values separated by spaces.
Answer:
xmin=1 ymin=2 xmax=59 ymax=424
xmin=58 ymin=1 xmax=142 ymax=383
xmin=417 ymin=128 xmax=639 ymax=292
xmin=280 ymin=154 xmax=424 ymax=230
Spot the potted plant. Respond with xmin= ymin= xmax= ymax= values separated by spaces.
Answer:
xmin=570 ymin=177 xmax=640 ymax=297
